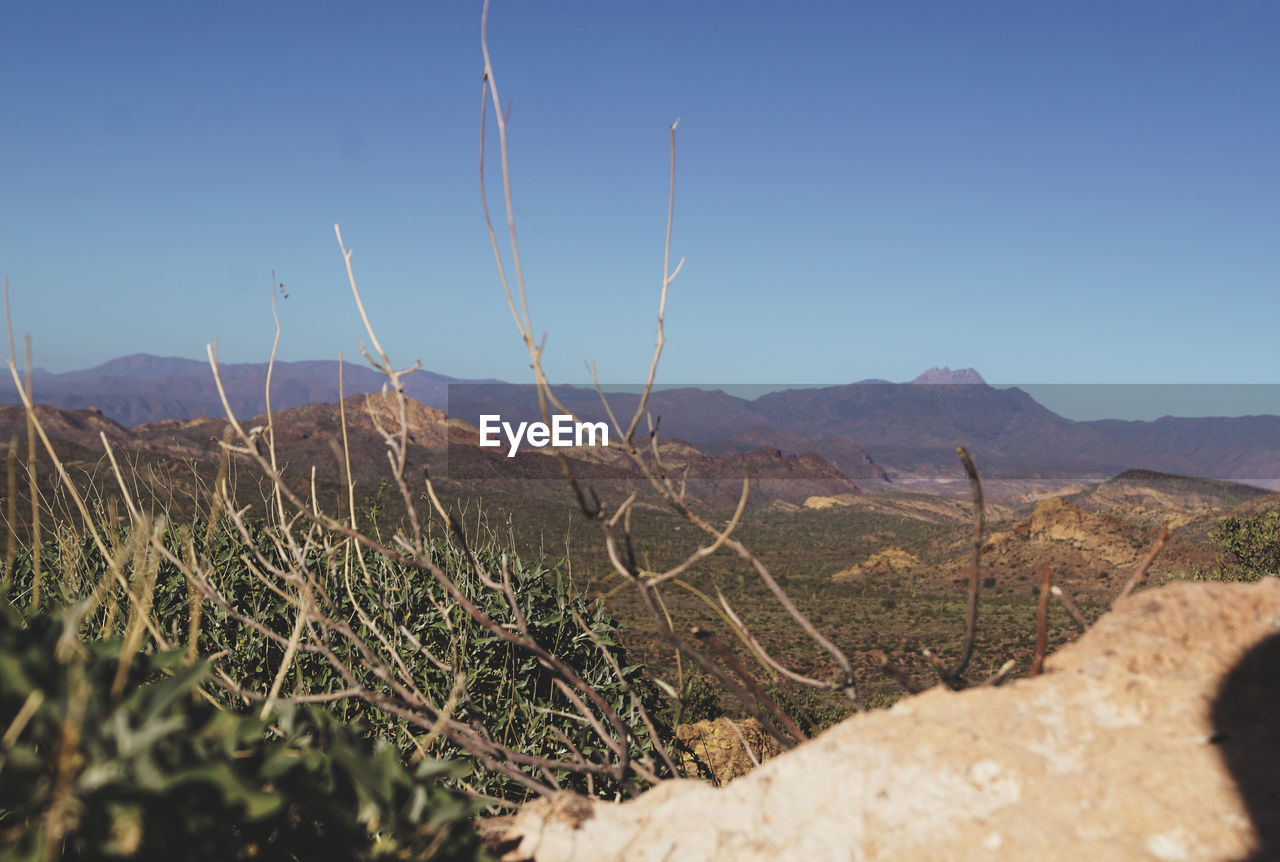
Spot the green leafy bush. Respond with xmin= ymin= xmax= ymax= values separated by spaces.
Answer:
xmin=663 ymin=673 xmax=724 ymax=727
xmin=4 ymin=517 xmax=671 ymax=803
xmin=761 ymin=680 xmax=858 ymax=737
xmin=0 ymin=597 xmax=488 ymax=861
xmin=1207 ymin=510 xmax=1280 ymax=582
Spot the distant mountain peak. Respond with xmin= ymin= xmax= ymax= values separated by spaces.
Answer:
xmin=911 ymin=367 xmax=986 ymax=385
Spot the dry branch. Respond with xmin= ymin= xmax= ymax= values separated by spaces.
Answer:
xmin=690 ymin=626 xmax=807 ymax=745
xmin=942 ymin=445 xmax=984 ymax=687
xmin=475 ymin=0 xmax=865 ymax=744
xmin=1116 ymin=522 xmax=1170 ymax=602
xmin=1051 ymin=585 xmax=1088 ymax=633
xmin=872 ymin=651 xmax=925 ymax=695
xmin=1031 ymin=564 xmax=1052 ymax=677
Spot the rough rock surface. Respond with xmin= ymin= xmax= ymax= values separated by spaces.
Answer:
xmin=674 ymin=717 xmax=783 ymax=784
xmin=987 ymin=496 xmax=1140 ymax=566
xmin=832 ymin=546 xmax=923 ymax=581
xmin=503 ymin=579 xmax=1280 ymax=861
xmin=803 ymin=493 xmax=859 ymax=510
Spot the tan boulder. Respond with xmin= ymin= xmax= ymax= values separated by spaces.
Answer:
xmin=674 ymin=717 xmax=783 ymax=785
xmin=501 ymin=579 xmax=1280 ymax=861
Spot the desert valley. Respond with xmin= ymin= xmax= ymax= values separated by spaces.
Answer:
xmin=4 ymin=355 xmax=1277 ymax=714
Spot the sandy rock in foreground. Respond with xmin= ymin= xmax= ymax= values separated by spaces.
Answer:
xmin=503 ymin=579 xmax=1280 ymax=861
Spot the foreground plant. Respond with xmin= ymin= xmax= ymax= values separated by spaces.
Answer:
xmin=0 ymin=596 xmax=487 ymax=861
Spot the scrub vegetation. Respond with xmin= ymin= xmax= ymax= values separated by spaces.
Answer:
xmin=3 ymin=3 xmax=1274 ymax=858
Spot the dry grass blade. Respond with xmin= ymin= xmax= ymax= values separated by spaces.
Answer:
xmin=110 ymin=518 xmax=164 ymax=699
xmin=3 ymin=435 xmax=15 ymax=588
xmin=724 ymin=719 xmax=762 ymax=770
xmin=24 ymin=336 xmax=41 ymax=607
xmin=179 ymin=528 xmax=203 ymax=667
xmin=260 ymin=601 xmax=309 ymax=720
xmin=4 ymin=358 xmax=173 ymax=658
xmin=1 ymin=689 xmax=45 ymax=762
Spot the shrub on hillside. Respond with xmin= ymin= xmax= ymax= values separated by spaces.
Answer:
xmin=1207 ymin=510 xmax=1280 ymax=582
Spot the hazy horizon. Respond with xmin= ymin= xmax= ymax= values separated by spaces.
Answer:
xmin=15 ymin=351 xmax=1280 ymax=422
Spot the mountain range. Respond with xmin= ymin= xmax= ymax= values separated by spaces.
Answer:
xmin=5 ymin=354 xmax=491 ymax=427
xmin=7 ymin=355 xmax=1280 ymax=493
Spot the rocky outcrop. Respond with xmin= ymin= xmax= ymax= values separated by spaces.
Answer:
xmin=831 ymin=546 xmax=922 ymax=581
xmin=983 ymin=496 xmax=1142 ymax=568
xmin=802 ymin=494 xmax=858 ymax=509
xmin=501 ymin=579 xmax=1280 ymax=861
xmin=674 ymin=718 xmax=783 ymax=785
xmin=910 ymin=367 xmax=987 ymax=385
xmin=1026 ymin=496 xmax=1131 ymax=561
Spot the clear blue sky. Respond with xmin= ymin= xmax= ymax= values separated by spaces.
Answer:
xmin=3 ymin=1 xmax=1278 ymax=389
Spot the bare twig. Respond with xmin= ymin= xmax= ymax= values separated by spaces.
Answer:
xmin=598 ymin=518 xmax=792 ymax=745
xmin=872 ymin=651 xmax=925 ymax=695
xmin=1031 ymin=563 xmax=1052 ymax=677
xmin=943 ymin=444 xmax=984 ymax=687
xmin=724 ymin=719 xmax=761 ymax=770
xmin=622 ymin=117 xmax=685 ymax=445
xmin=476 ymin=0 xmax=866 ymax=731
xmin=690 ymin=626 xmax=807 ymax=745
xmin=1116 ymin=522 xmax=1170 ymax=602
xmin=24 ymin=335 xmax=41 ymax=607
xmin=644 ymin=474 xmax=749 ymax=587
xmin=712 ymin=587 xmax=843 ymax=692
xmin=980 ymin=659 xmax=1016 ymax=687
xmin=1050 ymin=585 xmax=1088 ymax=633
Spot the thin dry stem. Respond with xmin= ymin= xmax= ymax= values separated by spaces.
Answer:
xmin=644 ymin=473 xmax=749 ymax=587
xmin=1116 ymin=522 xmax=1170 ymax=602
xmin=981 ymin=659 xmax=1016 ymax=687
xmin=623 ymin=117 xmax=685 ymax=445
xmin=1051 ymin=585 xmax=1088 ymax=633
xmin=724 ymin=719 xmax=761 ymax=770
xmin=476 ymin=0 xmax=864 ymax=722
xmin=1031 ymin=563 xmax=1052 ymax=677
xmin=25 ymin=335 xmax=41 ymax=607
xmin=690 ymin=626 xmax=806 ymax=744
xmin=872 ymin=651 xmax=925 ymax=695
xmin=943 ymin=444 xmax=984 ymax=686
